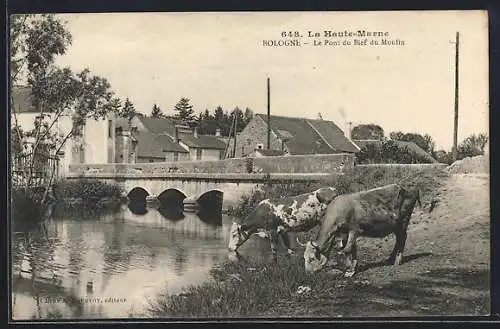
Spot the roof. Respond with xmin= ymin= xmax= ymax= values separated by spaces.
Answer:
xmin=353 ymin=139 xmax=438 ymax=163
xmin=139 ymin=117 xmax=187 ymax=135
xmin=154 ymin=134 xmax=189 ymax=153
xmin=307 ymin=119 xmax=360 ymax=153
xmin=11 ymin=86 xmax=37 ymax=113
xmin=254 ymin=114 xmax=358 ymax=154
xmin=178 ymin=133 xmax=227 ymax=150
xmin=255 ymin=149 xmax=285 ymax=156
xmin=135 ymin=131 xmax=166 ymax=158
xmin=135 ymin=131 xmax=189 ymax=158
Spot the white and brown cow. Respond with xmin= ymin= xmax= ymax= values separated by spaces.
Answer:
xmin=298 ymin=183 xmax=422 ymax=277
xmin=228 ymin=187 xmax=338 ymax=258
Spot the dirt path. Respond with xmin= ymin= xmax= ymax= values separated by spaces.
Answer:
xmin=266 ymin=173 xmax=490 ymax=317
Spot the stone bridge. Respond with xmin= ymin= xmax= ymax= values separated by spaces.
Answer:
xmin=66 ymin=171 xmax=338 ymax=211
xmin=66 ymin=154 xmax=354 ymax=211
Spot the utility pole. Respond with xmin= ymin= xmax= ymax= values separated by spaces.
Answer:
xmin=233 ymin=109 xmax=238 ymax=158
xmin=267 ymin=77 xmax=271 ymax=150
xmin=452 ymin=31 xmax=460 ymax=162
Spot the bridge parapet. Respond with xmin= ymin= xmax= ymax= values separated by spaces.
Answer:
xmin=68 ymin=153 xmax=354 ymax=176
xmin=66 ymin=172 xmax=338 ymax=183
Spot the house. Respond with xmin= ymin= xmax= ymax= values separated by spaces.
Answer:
xmin=232 ymin=113 xmax=360 ymax=158
xmin=353 ymin=139 xmax=438 ymax=163
xmin=11 ymin=86 xmax=116 ymax=176
xmin=115 ymin=116 xmax=227 ymax=162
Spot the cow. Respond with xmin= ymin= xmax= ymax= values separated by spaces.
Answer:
xmin=228 ymin=187 xmax=339 ymax=258
xmin=297 ymin=183 xmax=421 ymax=277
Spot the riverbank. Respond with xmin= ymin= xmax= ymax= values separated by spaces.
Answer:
xmin=146 ymin=165 xmax=491 ymax=318
xmin=11 ymin=179 xmax=124 ymax=223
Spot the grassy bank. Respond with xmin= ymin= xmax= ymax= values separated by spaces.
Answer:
xmin=150 ymin=164 xmax=449 ymax=318
xmin=11 ymin=179 xmax=124 ymax=223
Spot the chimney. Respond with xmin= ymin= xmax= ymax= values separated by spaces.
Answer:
xmin=194 ymin=127 xmax=198 ymax=139
xmin=215 ymin=128 xmax=221 ymax=137
xmin=174 ymin=125 xmax=180 ymax=142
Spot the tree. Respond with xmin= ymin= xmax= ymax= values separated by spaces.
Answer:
xmin=351 ymin=124 xmax=384 ymax=140
xmin=389 ymin=131 xmax=435 ymax=155
xmin=173 ymin=97 xmax=195 ymax=122
xmin=118 ymin=98 xmax=137 ymax=127
xmin=10 ymin=15 xmax=118 ymax=207
xmin=150 ymin=103 xmax=165 ymax=119
xmin=457 ymin=133 xmax=488 ymax=159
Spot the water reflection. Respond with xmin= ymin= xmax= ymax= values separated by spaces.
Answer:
xmin=11 ymin=204 xmax=250 ymax=320
xmin=156 ymin=205 xmax=185 ymax=222
xmin=127 ymin=201 xmax=148 ymax=215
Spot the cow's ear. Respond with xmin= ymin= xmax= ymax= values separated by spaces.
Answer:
xmin=316 ymin=188 xmax=337 ymax=204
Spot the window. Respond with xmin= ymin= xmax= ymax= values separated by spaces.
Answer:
xmin=149 ymin=158 xmax=154 ymax=163
xmin=196 ymin=149 xmax=202 ymax=160
xmin=108 ymin=120 xmax=113 ymax=138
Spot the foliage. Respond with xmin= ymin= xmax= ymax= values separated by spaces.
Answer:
xmin=355 ymin=140 xmax=435 ymax=164
xmin=351 ymin=124 xmax=384 ymax=140
xmin=118 ymin=98 xmax=138 ymax=123
xmin=150 ymin=103 xmax=165 ymax=119
xmin=10 ymin=14 xmax=119 ymax=206
xmin=457 ymin=133 xmax=488 ymax=159
xmin=53 ymin=179 xmax=123 ymax=199
xmin=389 ymin=131 xmax=436 ymax=155
xmin=173 ymin=97 xmax=196 ymax=123
xmin=195 ymin=106 xmax=253 ymax=136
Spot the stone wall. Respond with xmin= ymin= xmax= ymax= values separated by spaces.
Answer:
xmin=68 ymin=153 xmax=355 ymax=175
xmin=232 ymin=115 xmax=283 ymax=158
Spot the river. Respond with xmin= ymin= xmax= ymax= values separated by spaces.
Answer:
xmin=10 ymin=203 xmax=274 ymax=320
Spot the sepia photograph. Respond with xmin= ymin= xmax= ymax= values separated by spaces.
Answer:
xmin=9 ymin=10 xmax=490 ymax=320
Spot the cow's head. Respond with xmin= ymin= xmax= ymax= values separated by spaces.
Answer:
xmin=228 ymin=222 xmax=250 ymax=251
xmin=302 ymin=241 xmax=328 ymax=273
xmin=315 ymin=187 xmax=338 ymax=204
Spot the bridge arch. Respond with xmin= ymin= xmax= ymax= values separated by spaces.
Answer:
xmin=197 ymin=189 xmax=224 ymax=213
xmin=127 ymin=187 xmax=150 ymax=202
xmin=157 ymin=188 xmax=187 ymax=208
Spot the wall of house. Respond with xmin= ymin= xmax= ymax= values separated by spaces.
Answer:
xmin=83 ymin=117 xmax=113 ymax=164
xmin=233 ymin=116 xmax=283 ymax=158
xmin=201 ymin=149 xmax=223 ymax=161
xmin=136 ymin=156 xmax=165 ymax=163
xmin=164 ymin=152 xmax=190 ymax=162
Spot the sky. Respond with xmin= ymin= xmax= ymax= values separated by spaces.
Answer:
xmin=52 ymin=11 xmax=489 ymax=151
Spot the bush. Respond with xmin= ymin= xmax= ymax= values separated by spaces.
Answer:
xmin=53 ymin=179 xmax=123 ymax=200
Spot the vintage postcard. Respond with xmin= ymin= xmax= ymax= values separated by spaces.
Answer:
xmin=9 ymin=11 xmax=489 ymax=321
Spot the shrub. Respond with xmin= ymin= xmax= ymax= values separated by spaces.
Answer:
xmin=53 ymin=179 xmax=123 ymax=200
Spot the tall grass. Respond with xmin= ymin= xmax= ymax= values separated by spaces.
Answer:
xmin=149 ymin=164 xmax=449 ymax=318
xmin=148 ymin=256 xmax=337 ymax=318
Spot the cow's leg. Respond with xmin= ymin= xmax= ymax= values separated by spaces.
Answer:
xmin=344 ymin=242 xmax=358 ymax=278
xmin=268 ymin=230 xmax=279 ymax=262
xmin=388 ymin=224 xmax=409 ymax=266
xmin=340 ymin=230 xmax=358 ymax=254
xmin=277 ymin=228 xmax=294 ymax=255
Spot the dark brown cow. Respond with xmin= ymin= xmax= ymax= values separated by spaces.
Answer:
xmin=228 ymin=187 xmax=339 ymax=258
xmin=298 ymin=183 xmax=421 ymax=277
